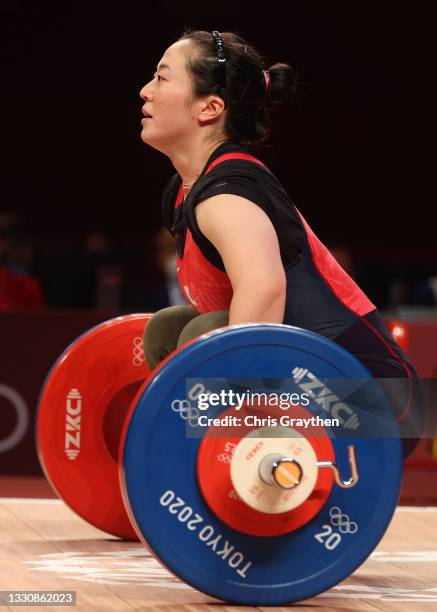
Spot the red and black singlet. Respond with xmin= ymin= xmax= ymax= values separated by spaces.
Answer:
xmin=161 ymin=140 xmax=424 ymax=454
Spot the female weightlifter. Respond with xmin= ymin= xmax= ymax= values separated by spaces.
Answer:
xmin=138 ymin=29 xmax=424 ymax=457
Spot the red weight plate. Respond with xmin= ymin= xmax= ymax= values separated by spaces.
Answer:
xmin=37 ymin=313 xmax=153 ymax=539
xmin=197 ymin=402 xmax=335 ymax=537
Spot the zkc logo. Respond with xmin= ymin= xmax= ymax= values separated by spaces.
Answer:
xmin=292 ymin=367 xmax=359 ymax=430
xmin=65 ymin=388 xmax=82 ymax=460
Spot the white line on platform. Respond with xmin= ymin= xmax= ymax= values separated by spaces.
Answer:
xmin=0 ymin=498 xmax=62 ymax=504
xmin=396 ymin=506 xmax=437 ymax=512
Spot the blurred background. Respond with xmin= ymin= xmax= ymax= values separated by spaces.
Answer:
xmin=1 ymin=1 xmax=436 ymax=500
xmin=1 ymin=0 xmax=436 ymax=314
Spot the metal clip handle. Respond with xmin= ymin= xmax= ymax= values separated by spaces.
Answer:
xmin=317 ymin=445 xmax=359 ymax=489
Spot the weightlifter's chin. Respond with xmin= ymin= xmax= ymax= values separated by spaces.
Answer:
xmin=140 ymin=131 xmax=173 ymax=155
xmin=140 ymin=126 xmax=157 ymax=145
xmin=141 ymin=139 xmax=170 ymax=158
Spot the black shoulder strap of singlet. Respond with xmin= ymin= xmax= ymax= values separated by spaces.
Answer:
xmin=203 ymin=151 xmax=272 ymax=177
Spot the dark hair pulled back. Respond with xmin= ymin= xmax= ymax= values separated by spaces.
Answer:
xmin=177 ymin=28 xmax=298 ymax=152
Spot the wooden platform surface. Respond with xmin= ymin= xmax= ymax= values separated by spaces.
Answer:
xmin=1 ymin=498 xmax=436 ymax=611
xmin=3 ymin=469 xmax=437 ymax=505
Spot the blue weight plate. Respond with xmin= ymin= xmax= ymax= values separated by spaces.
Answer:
xmin=121 ymin=324 xmax=402 ymax=605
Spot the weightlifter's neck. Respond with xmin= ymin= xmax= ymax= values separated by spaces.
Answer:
xmin=170 ymin=136 xmax=229 ymax=189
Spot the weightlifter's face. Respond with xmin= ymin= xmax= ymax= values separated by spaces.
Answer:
xmin=139 ymin=40 xmax=199 ymax=153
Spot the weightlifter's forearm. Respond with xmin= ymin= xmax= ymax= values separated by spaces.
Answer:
xmin=228 ymin=286 xmax=286 ymax=325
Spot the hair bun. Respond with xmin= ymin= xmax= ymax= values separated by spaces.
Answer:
xmin=267 ymin=63 xmax=298 ymax=106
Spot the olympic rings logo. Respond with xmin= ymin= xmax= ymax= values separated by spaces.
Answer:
xmin=329 ymin=506 xmax=358 ymax=534
xmin=132 ymin=337 xmax=145 ymax=367
xmin=171 ymin=399 xmax=199 ymax=427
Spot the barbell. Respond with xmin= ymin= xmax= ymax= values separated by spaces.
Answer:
xmin=37 ymin=314 xmax=403 ymax=605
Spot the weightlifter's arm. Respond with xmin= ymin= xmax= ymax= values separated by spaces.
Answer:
xmin=194 ymin=194 xmax=286 ymax=325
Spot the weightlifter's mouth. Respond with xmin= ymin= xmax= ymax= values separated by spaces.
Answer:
xmin=141 ymin=109 xmax=153 ymax=122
